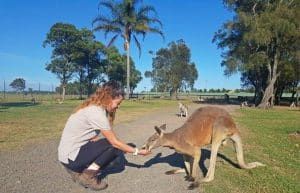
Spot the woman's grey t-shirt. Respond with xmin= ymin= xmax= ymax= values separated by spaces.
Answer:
xmin=58 ymin=105 xmax=111 ymax=164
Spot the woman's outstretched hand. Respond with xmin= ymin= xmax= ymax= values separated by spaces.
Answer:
xmin=138 ymin=149 xmax=151 ymax=156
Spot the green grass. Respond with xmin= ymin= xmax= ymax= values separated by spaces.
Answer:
xmin=202 ymin=107 xmax=300 ymax=193
xmin=0 ymin=99 xmax=178 ymax=151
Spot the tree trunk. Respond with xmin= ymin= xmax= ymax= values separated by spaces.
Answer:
xmin=258 ymin=81 xmax=273 ymax=109
xmin=79 ymin=72 xmax=84 ymax=100
xmin=296 ymin=90 xmax=299 ymax=107
xmin=258 ymin=50 xmax=280 ymax=109
xmin=170 ymin=88 xmax=178 ymax=100
xmin=254 ymin=85 xmax=262 ymax=106
xmin=126 ymin=40 xmax=130 ymax=99
xmin=61 ymin=83 xmax=66 ymax=103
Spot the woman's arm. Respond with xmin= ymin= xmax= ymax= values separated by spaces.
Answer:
xmin=101 ymin=129 xmax=150 ymax=156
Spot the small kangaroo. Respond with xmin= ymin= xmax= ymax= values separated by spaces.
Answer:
xmin=240 ymin=101 xmax=248 ymax=108
xmin=142 ymin=106 xmax=264 ymax=190
xmin=178 ymin=102 xmax=188 ymax=117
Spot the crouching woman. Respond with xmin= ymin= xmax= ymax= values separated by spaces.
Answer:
xmin=58 ymin=80 xmax=150 ymax=191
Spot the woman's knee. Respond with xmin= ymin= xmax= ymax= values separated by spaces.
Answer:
xmin=110 ymin=146 xmax=123 ymax=156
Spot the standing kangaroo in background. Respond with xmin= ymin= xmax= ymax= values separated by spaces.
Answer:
xmin=142 ymin=106 xmax=265 ymax=190
xmin=178 ymin=102 xmax=188 ymax=117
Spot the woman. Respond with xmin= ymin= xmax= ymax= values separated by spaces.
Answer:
xmin=58 ymin=80 xmax=150 ymax=191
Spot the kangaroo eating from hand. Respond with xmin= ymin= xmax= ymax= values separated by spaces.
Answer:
xmin=142 ymin=106 xmax=264 ymax=190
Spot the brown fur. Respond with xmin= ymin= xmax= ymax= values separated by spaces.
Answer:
xmin=142 ymin=106 xmax=264 ymax=190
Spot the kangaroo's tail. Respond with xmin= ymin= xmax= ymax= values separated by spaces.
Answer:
xmin=230 ymin=133 xmax=265 ymax=169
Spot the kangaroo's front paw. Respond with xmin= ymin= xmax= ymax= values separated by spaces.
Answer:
xmin=188 ymin=181 xmax=200 ymax=190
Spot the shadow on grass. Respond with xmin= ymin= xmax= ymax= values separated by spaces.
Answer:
xmin=0 ymin=102 xmax=39 ymax=109
xmin=141 ymin=148 xmax=240 ymax=177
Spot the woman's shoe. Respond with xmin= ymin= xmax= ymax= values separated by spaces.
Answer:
xmin=65 ymin=168 xmax=80 ymax=182
xmin=77 ymin=169 xmax=108 ymax=191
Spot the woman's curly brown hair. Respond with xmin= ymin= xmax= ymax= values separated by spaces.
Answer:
xmin=75 ymin=80 xmax=125 ymax=125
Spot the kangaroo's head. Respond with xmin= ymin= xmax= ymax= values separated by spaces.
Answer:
xmin=142 ymin=124 xmax=166 ymax=151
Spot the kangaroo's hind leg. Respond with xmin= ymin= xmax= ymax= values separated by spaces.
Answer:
xmin=201 ymin=123 xmax=228 ymax=182
xmin=201 ymin=140 xmax=222 ymax=182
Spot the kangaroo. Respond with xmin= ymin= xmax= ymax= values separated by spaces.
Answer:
xmin=240 ymin=101 xmax=248 ymax=108
xmin=178 ymin=102 xmax=188 ymax=117
xmin=142 ymin=106 xmax=265 ymax=190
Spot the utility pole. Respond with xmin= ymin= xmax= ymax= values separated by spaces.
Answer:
xmin=3 ymin=80 xmax=6 ymax=99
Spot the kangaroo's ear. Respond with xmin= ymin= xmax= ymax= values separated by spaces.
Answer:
xmin=154 ymin=126 xmax=164 ymax=135
xmin=159 ymin=124 xmax=167 ymax=131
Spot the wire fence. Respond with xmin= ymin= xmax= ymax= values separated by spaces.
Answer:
xmin=0 ymin=80 xmax=297 ymax=106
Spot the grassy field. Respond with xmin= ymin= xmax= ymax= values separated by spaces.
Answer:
xmin=0 ymin=99 xmax=299 ymax=193
xmin=0 ymin=99 xmax=179 ymax=150
xmin=202 ymin=107 xmax=300 ymax=193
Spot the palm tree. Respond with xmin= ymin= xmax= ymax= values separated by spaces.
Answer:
xmin=92 ymin=0 xmax=164 ymax=99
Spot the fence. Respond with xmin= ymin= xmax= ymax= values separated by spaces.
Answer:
xmin=0 ymin=82 xmax=296 ymax=107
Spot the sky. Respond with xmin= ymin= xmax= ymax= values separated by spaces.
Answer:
xmin=0 ymin=0 xmax=241 ymax=92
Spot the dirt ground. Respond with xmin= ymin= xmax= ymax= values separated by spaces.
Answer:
xmin=0 ymin=103 xmax=238 ymax=193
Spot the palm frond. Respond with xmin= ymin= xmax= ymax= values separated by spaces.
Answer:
xmin=137 ymin=6 xmax=163 ymax=28
xmin=107 ymin=34 xmax=119 ymax=48
xmin=148 ymin=27 xmax=165 ymax=41
xmin=92 ymin=15 xmax=112 ymax=26
xmin=138 ymin=5 xmax=157 ymax=16
xmin=98 ymin=0 xmax=116 ymax=13
xmin=147 ymin=18 xmax=163 ymax=28
xmin=133 ymin=35 xmax=142 ymax=58
xmin=93 ymin=24 xmax=119 ymax=32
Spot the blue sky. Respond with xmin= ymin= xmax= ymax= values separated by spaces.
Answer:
xmin=0 ymin=0 xmax=241 ymax=92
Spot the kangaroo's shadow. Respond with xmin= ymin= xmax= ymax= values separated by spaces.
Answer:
xmin=142 ymin=149 xmax=240 ymax=176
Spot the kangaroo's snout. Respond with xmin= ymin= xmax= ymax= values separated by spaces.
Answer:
xmin=141 ymin=144 xmax=147 ymax=150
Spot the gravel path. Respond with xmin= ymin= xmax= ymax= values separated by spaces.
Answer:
xmin=0 ymin=103 xmax=238 ymax=193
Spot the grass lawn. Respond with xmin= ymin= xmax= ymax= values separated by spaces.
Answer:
xmin=0 ymin=99 xmax=179 ymax=151
xmin=203 ymin=107 xmax=300 ymax=193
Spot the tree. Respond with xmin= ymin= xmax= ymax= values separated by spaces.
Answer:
xmin=106 ymin=46 xmax=142 ymax=91
xmin=72 ymin=28 xmax=107 ymax=96
xmin=240 ymin=66 xmax=268 ymax=105
xmin=146 ymin=40 xmax=198 ymax=99
xmin=213 ymin=0 xmax=300 ymax=108
xmin=92 ymin=0 xmax=164 ymax=99
xmin=43 ymin=23 xmax=80 ymax=102
xmin=10 ymin=78 xmax=25 ymax=93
